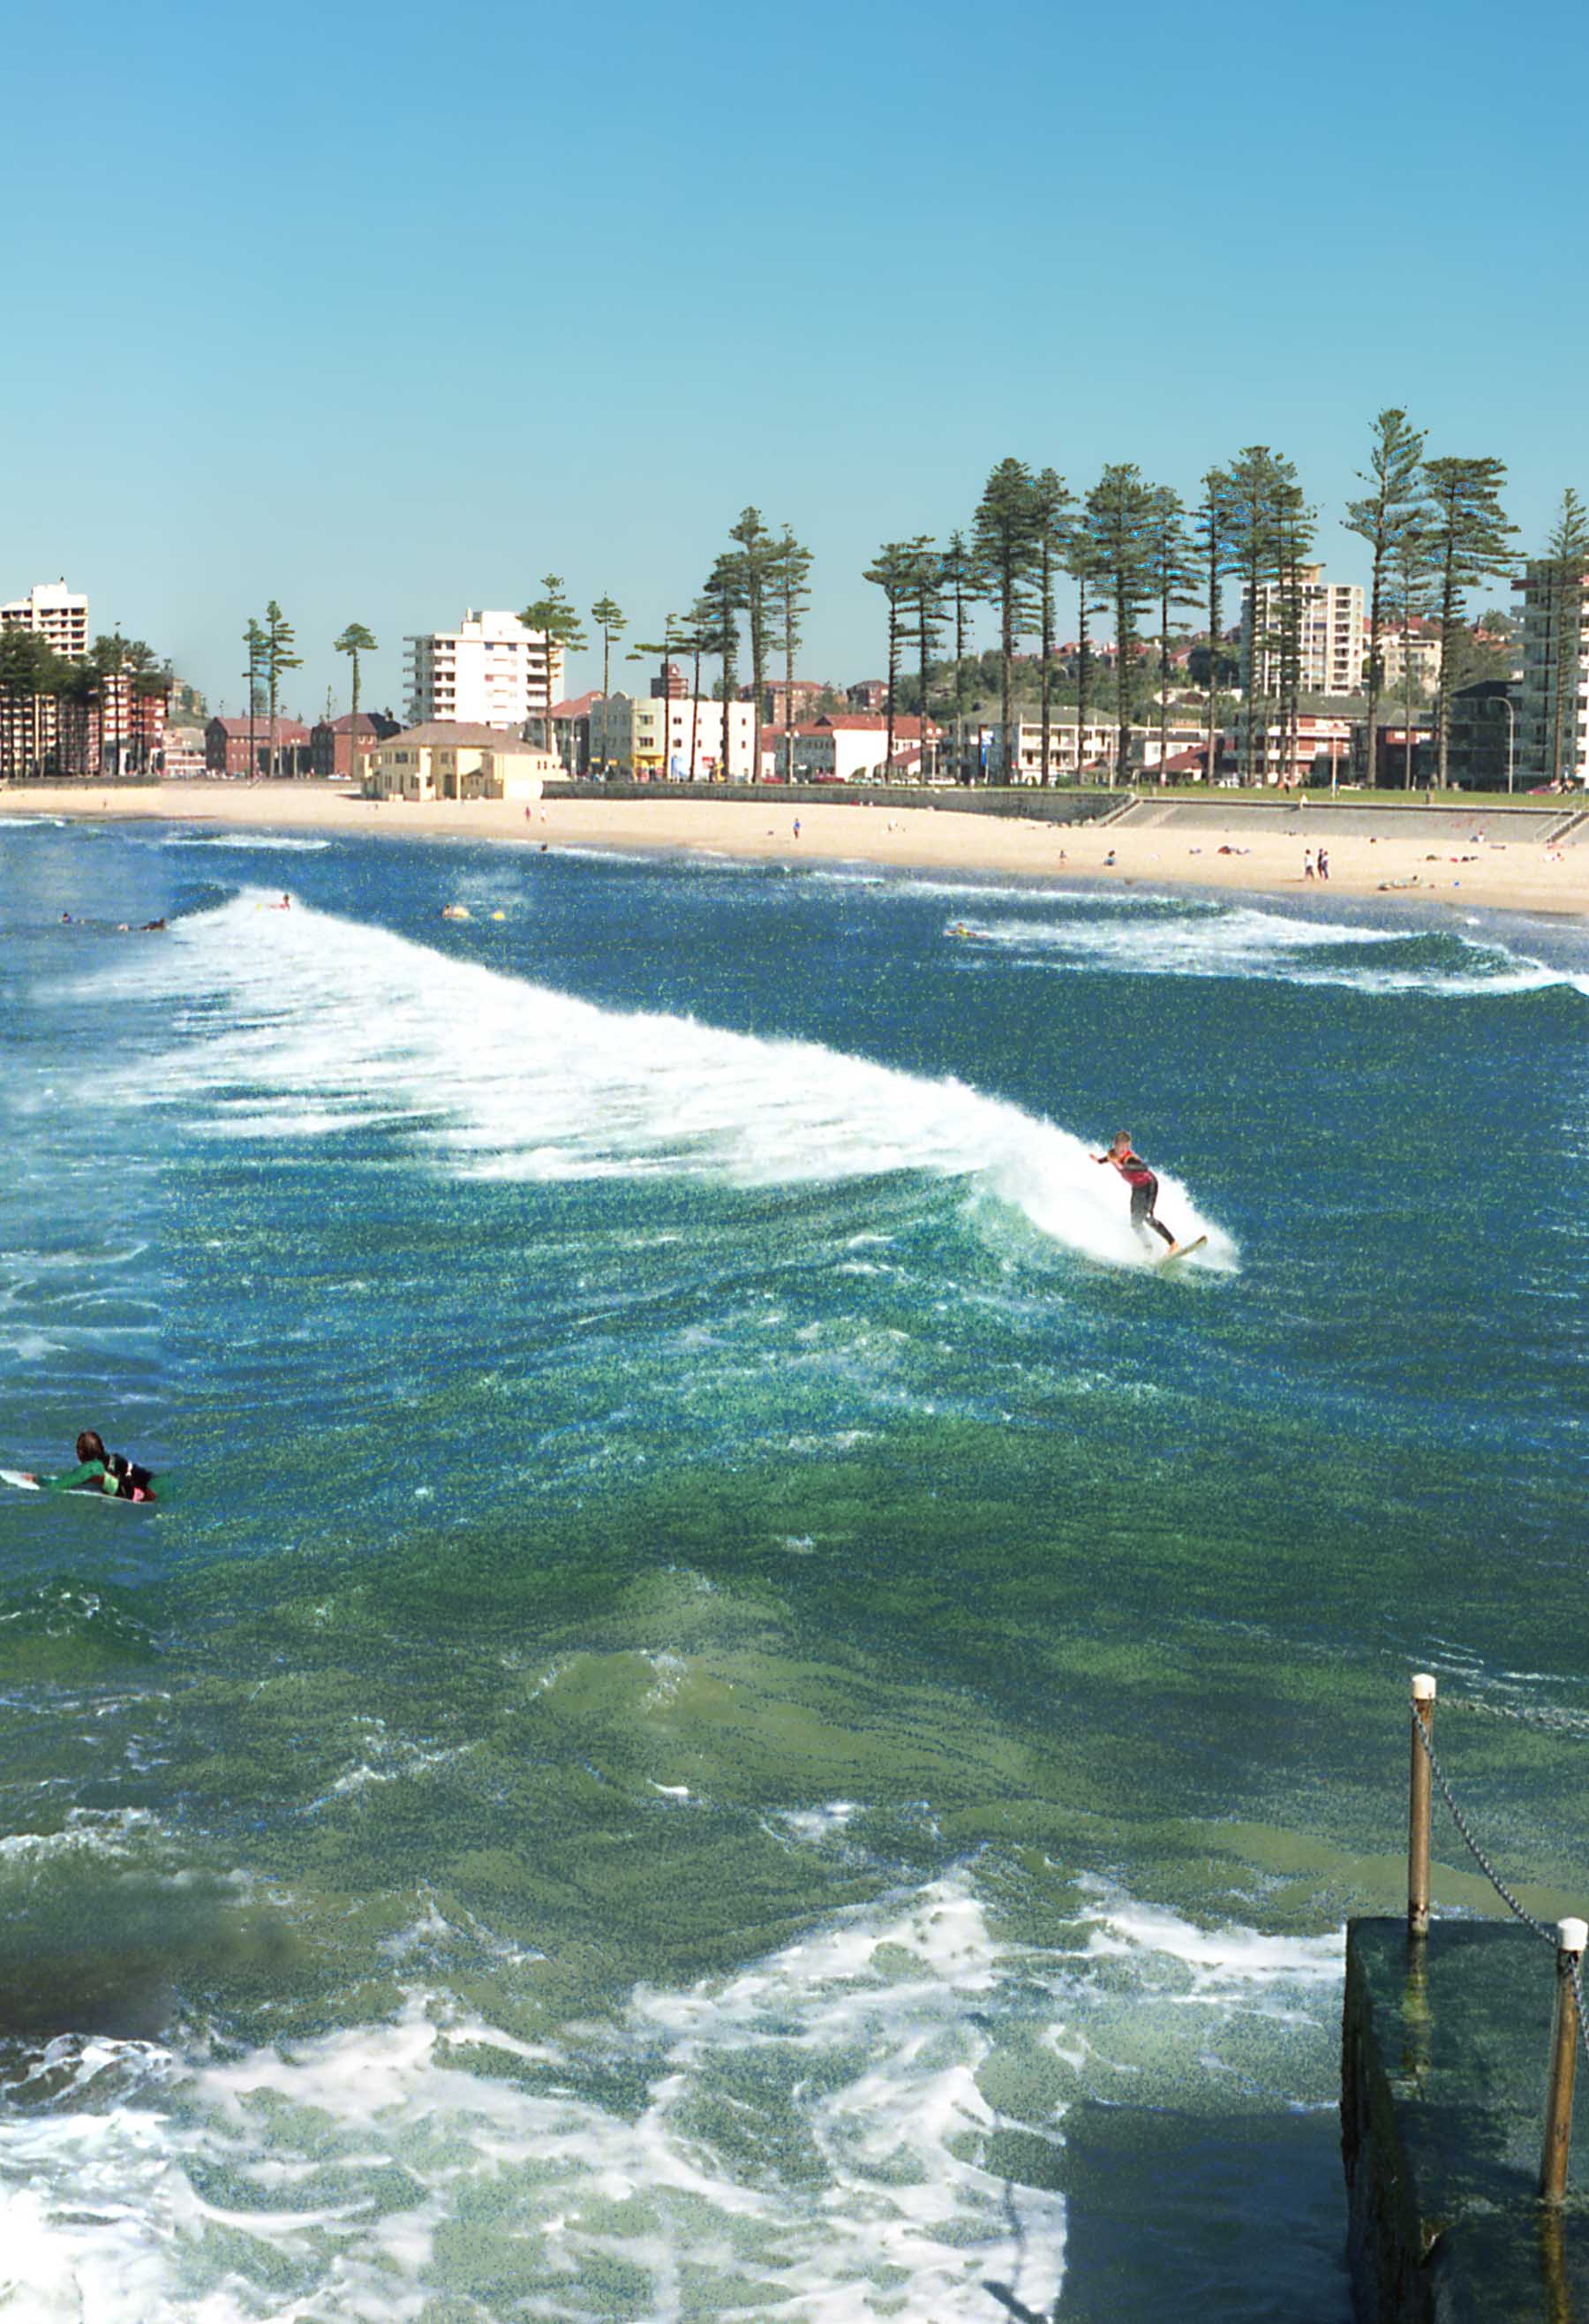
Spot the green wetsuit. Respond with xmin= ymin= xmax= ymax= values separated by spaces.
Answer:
xmin=38 ymin=1457 xmax=156 ymax=1502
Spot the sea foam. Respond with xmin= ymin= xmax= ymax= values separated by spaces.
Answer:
xmin=79 ymin=893 xmax=1235 ymax=1271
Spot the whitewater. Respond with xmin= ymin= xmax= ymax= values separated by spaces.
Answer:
xmin=4 ymin=819 xmax=1589 ymax=2322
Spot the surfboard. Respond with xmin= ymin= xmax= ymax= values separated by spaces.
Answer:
xmin=1157 ymin=1235 xmax=1208 ymax=1266
xmin=0 ymin=1466 xmax=158 ymax=1504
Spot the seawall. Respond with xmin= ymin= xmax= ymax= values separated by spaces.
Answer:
xmin=1343 ymin=1919 xmax=1589 ymax=2319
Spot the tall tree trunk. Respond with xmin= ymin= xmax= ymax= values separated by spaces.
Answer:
xmin=1039 ymin=544 xmax=1053 ymax=787
xmin=917 ymin=588 xmax=932 ymax=785
xmin=690 ymin=638 xmax=702 ymax=781
xmin=999 ymin=567 xmax=1013 ymax=786
xmin=1114 ymin=574 xmax=1131 ymax=788
xmin=1077 ymin=576 xmax=1091 ymax=785
xmin=783 ymin=587 xmax=795 ymax=785
xmin=1157 ymin=574 xmax=1170 ymax=784
xmin=1364 ymin=544 xmax=1384 ymax=787
xmin=885 ymin=599 xmax=898 ymax=775
xmin=953 ymin=572 xmax=968 ymax=782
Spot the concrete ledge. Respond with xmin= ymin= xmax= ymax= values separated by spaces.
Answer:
xmin=545 ymin=781 xmax=1124 ymax=824
xmin=1343 ymin=1919 xmax=1589 ymax=2320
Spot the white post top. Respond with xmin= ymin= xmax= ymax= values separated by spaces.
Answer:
xmin=1412 ymin=1673 xmax=1437 ymax=1701
xmin=1559 ymin=1918 xmax=1588 ymax=1955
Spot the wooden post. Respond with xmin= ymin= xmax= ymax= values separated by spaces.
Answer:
xmin=1540 ymin=1917 xmax=1586 ymax=2205
xmin=1408 ymin=1674 xmax=1436 ymax=1940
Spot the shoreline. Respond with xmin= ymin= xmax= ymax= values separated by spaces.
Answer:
xmin=4 ymin=779 xmax=1587 ymax=922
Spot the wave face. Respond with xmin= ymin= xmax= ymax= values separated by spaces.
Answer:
xmin=80 ymin=893 xmax=1234 ymax=1270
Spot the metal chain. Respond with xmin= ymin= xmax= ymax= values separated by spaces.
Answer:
xmin=1413 ymin=1705 xmax=1589 ymax=2080
xmin=1412 ymin=1705 xmax=1556 ymax=1946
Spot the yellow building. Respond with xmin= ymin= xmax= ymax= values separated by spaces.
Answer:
xmin=365 ymin=721 xmax=553 ymax=803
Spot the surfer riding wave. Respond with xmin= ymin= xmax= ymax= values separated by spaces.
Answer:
xmin=1093 ymin=1131 xmax=1180 ymax=1254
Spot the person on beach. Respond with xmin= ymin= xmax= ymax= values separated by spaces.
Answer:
xmin=1303 ymin=848 xmax=1315 ymax=880
xmin=1316 ymin=846 xmax=1329 ymax=881
xmin=1093 ymin=1132 xmax=1179 ymax=1253
xmin=24 ymin=1430 xmax=156 ymax=1502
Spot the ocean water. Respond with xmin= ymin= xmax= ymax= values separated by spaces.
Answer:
xmin=2 ymin=815 xmax=1587 ymax=2320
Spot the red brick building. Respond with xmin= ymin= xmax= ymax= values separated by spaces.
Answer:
xmin=310 ymin=710 xmax=399 ymax=779
xmin=206 ymin=715 xmax=313 ymax=778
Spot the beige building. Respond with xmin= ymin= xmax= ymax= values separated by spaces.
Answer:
xmin=1374 ymin=620 xmax=1442 ymax=697
xmin=589 ymin=690 xmax=757 ymax=780
xmin=365 ymin=721 xmax=554 ymax=803
xmin=1242 ymin=566 xmax=1365 ymax=698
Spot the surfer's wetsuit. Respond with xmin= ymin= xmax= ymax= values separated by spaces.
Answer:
xmin=39 ymin=1453 xmax=155 ymax=1502
xmin=1108 ymin=1150 xmax=1177 ymax=1249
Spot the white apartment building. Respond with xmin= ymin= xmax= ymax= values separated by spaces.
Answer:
xmin=791 ymin=715 xmax=940 ymax=784
xmin=405 ymin=609 xmax=565 ymax=737
xmin=1 ymin=578 xmax=89 ymax=658
xmin=978 ymin=713 xmax=1118 ymax=781
xmin=0 ymin=580 xmax=90 ymax=772
xmin=1241 ymin=566 xmax=1364 ymax=698
xmin=1517 ymin=560 xmax=1589 ymax=784
xmin=590 ymin=690 xmax=757 ymax=781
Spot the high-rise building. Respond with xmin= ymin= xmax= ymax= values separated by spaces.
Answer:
xmin=0 ymin=580 xmax=90 ymax=773
xmin=404 ymin=608 xmax=565 ymax=736
xmin=1 ymin=579 xmax=89 ymax=660
xmin=1240 ymin=566 xmax=1364 ymax=698
xmin=1516 ymin=560 xmax=1589 ymax=784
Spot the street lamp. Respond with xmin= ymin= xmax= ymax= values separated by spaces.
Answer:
xmin=1487 ymin=693 xmax=1516 ymax=795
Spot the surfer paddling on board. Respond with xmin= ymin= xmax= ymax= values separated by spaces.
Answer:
xmin=21 ymin=1430 xmax=156 ymax=1503
xmin=1093 ymin=1132 xmax=1180 ymax=1254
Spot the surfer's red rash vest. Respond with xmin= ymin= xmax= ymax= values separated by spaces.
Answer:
xmin=1116 ymin=1151 xmax=1156 ymax=1189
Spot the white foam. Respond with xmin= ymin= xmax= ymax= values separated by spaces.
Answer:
xmin=945 ymin=896 xmax=1583 ymax=999
xmin=0 ymin=1871 xmax=1066 ymax=2323
xmin=78 ymin=893 xmax=1236 ymax=1272
xmin=161 ymin=832 xmax=330 ymax=852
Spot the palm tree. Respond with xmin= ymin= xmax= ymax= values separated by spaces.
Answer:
xmin=334 ymin=623 xmax=378 ymax=784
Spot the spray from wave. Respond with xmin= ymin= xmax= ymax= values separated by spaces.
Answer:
xmin=79 ymin=894 xmax=1233 ymax=1271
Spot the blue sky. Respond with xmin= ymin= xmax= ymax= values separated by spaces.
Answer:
xmin=4 ymin=0 xmax=1583 ymax=716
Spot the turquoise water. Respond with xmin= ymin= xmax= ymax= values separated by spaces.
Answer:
xmin=3 ymin=813 xmax=1588 ymax=2320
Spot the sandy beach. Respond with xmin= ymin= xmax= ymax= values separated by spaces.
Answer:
xmin=3 ymin=779 xmax=1586 ymax=920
